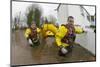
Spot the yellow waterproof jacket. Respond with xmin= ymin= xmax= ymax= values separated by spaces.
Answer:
xmin=42 ymin=23 xmax=58 ymax=37
xmin=55 ymin=25 xmax=68 ymax=47
xmin=75 ymin=26 xmax=83 ymax=33
xmin=24 ymin=28 xmax=41 ymax=38
xmin=42 ymin=24 xmax=58 ymax=34
xmin=55 ymin=25 xmax=83 ymax=47
xmin=45 ymin=31 xmax=54 ymax=36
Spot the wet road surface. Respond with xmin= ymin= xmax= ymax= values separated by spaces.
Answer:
xmin=11 ymin=30 xmax=95 ymax=66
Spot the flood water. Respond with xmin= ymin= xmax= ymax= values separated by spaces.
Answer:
xmin=11 ymin=30 xmax=95 ymax=66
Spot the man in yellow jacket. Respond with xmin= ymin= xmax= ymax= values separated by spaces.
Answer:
xmin=24 ymin=22 xmax=41 ymax=47
xmin=42 ymin=23 xmax=58 ymax=38
xmin=55 ymin=16 xmax=84 ymax=56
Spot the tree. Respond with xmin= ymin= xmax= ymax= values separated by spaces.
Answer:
xmin=34 ymin=8 xmax=42 ymax=27
xmin=26 ymin=4 xmax=42 ymax=27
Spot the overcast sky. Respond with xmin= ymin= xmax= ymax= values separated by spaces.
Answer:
xmin=12 ymin=1 xmax=95 ymax=22
xmin=12 ymin=1 xmax=59 ymax=19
